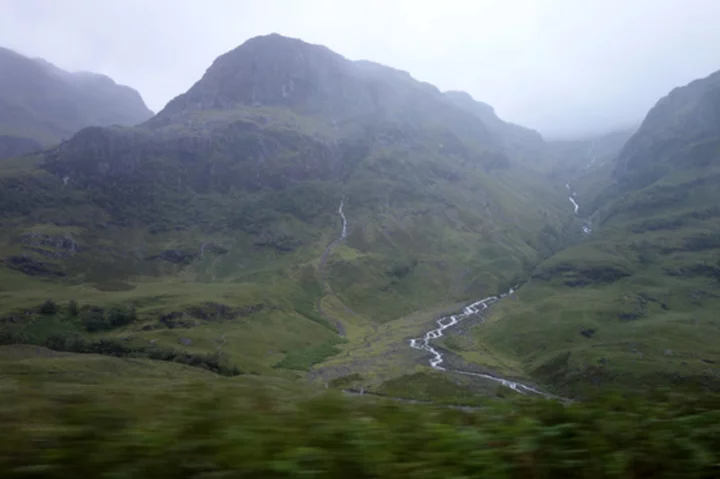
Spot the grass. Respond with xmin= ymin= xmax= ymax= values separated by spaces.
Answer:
xmin=0 ymin=344 xmax=318 ymax=401
xmin=0 ymin=121 xmax=578 ymax=400
xmin=474 ymin=159 xmax=720 ymax=397
xmin=2 ymin=363 xmax=720 ymax=478
xmin=274 ymin=338 xmax=346 ymax=371
xmin=376 ymin=371 xmax=504 ymax=405
xmin=0 ymin=91 xmax=594 ymax=405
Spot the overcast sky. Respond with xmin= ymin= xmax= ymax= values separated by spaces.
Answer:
xmin=1 ymin=0 xmax=718 ymax=138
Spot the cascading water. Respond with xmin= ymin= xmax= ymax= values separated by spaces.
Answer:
xmin=326 ymin=202 xmax=561 ymax=401
xmin=408 ymin=286 xmax=550 ymax=397
xmin=566 ymin=183 xmax=590 ymax=234
xmin=338 ymin=199 xmax=348 ymax=239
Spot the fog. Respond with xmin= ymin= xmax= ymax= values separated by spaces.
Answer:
xmin=1 ymin=0 xmax=719 ymax=138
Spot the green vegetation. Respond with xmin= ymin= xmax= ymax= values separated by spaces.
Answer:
xmin=478 ymin=158 xmax=720 ymax=396
xmin=275 ymin=338 xmax=346 ymax=371
xmin=475 ymin=70 xmax=720 ymax=397
xmin=2 ymin=368 xmax=720 ymax=478
xmin=0 ymin=33 xmax=579 ymax=399
xmin=376 ymin=371 xmax=501 ymax=405
xmin=3 ymin=34 xmax=720 ymax=427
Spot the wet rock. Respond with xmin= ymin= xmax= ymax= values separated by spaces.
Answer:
xmin=2 ymin=255 xmax=65 ymax=277
xmin=21 ymin=232 xmax=79 ymax=255
xmin=145 ymin=249 xmax=199 ymax=264
xmin=617 ymin=311 xmax=642 ymax=321
xmin=637 ymin=292 xmax=658 ymax=304
xmin=201 ymin=243 xmax=229 ymax=255
xmin=159 ymin=311 xmax=189 ymax=329
xmin=579 ymin=328 xmax=596 ymax=338
xmin=26 ymin=247 xmax=69 ymax=259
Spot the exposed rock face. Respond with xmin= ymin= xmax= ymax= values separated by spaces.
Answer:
xmin=40 ymin=33 xmax=519 ymax=228
xmin=444 ymin=90 xmax=545 ymax=158
xmin=157 ymin=33 xmax=362 ymax=115
xmin=21 ymin=232 xmax=79 ymax=254
xmin=614 ymin=69 xmax=720 ymax=181
xmin=1 ymin=33 xmax=572 ymax=330
xmin=2 ymin=255 xmax=65 ymax=277
xmin=152 ymin=34 xmax=498 ymax=148
xmin=145 ymin=249 xmax=198 ymax=264
xmin=0 ymin=46 xmax=153 ymax=157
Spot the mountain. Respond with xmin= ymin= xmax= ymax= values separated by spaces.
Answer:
xmin=477 ymin=68 xmax=720 ymax=397
xmin=0 ymin=47 xmax=153 ymax=158
xmin=444 ymin=90 xmax=545 ymax=161
xmin=614 ymin=70 xmax=720 ymax=182
xmin=1 ymin=32 xmax=718 ymax=406
xmin=0 ymin=34 xmax=574 ymax=388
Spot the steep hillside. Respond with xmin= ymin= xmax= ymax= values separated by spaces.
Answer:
xmin=444 ymin=90 xmax=545 ymax=162
xmin=476 ymin=69 xmax=720 ymax=397
xmin=0 ymin=34 xmax=573 ymax=389
xmin=0 ymin=47 xmax=153 ymax=157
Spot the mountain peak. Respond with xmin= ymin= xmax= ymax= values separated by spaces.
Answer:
xmin=156 ymin=33 xmax=352 ymax=118
xmin=153 ymin=34 xmax=501 ymax=152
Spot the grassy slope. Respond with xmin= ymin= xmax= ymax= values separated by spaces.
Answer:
xmin=0 ymin=344 xmax=319 ymax=407
xmin=475 ymin=150 xmax=720 ymax=397
xmin=0 ymin=104 xmax=576 ymax=398
xmin=3 ymin=345 xmax=720 ymax=478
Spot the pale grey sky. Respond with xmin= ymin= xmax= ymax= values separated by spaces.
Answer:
xmin=1 ymin=0 xmax=719 ymax=138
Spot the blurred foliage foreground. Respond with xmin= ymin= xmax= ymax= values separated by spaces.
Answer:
xmin=1 ymin=382 xmax=720 ymax=478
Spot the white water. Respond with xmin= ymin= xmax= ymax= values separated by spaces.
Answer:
xmin=568 ymin=195 xmax=579 ymax=214
xmin=566 ymin=183 xmax=579 ymax=213
xmin=338 ymin=199 xmax=348 ymax=239
xmin=566 ymin=184 xmax=591 ymax=234
xmin=408 ymin=286 xmax=549 ymax=396
xmin=326 ymin=201 xmax=553 ymax=398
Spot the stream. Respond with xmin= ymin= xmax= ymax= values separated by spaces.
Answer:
xmin=338 ymin=199 xmax=348 ymax=239
xmin=317 ymin=198 xmax=350 ymax=336
xmin=408 ymin=288 xmax=549 ymax=396
xmin=566 ymin=183 xmax=591 ymax=234
xmin=325 ymin=199 xmax=556 ymax=399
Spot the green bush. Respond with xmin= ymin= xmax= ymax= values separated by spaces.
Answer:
xmin=39 ymin=299 xmax=57 ymax=315
xmin=67 ymin=300 xmax=79 ymax=317
xmin=80 ymin=305 xmax=137 ymax=332
xmin=81 ymin=307 xmax=110 ymax=332
xmin=106 ymin=305 xmax=137 ymax=327
xmin=1 ymin=387 xmax=720 ymax=478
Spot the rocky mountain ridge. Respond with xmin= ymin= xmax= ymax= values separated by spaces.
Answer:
xmin=0 ymin=46 xmax=153 ymax=159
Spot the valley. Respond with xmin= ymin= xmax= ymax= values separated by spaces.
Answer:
xmin=0 ymin=33 xmax=719 ymax=412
